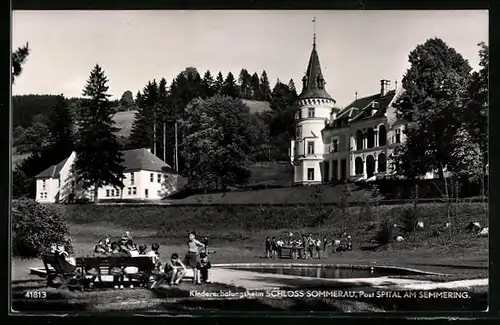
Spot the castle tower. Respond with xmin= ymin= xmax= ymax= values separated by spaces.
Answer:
xmin=290 ymin=28 xmax=336 ymax=184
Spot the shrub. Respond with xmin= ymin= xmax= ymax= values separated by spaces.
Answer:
xmin=400 ymin=206 xmax=418 ymax=234
xmin=373 ymin=219 xmax=393 ymax=247
xmin=12 ymin=198 xmax=70 ymax=258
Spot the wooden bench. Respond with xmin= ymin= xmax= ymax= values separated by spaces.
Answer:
xmin=76 ymin=256 xmax=155 ymax=289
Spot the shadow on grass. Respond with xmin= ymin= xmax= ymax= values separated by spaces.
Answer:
xmin=409 ymin=262 xmax=488 ymax=270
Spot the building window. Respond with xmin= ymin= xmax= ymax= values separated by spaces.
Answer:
xmin=355 ymin=157 xmax=364 ymax=175
xmin=332 ymin=160 xmax=339 ymax=180
xmin=106 ymin=190 xmax=110 ymax=197
xmin=307 ymin=141 xmax=315 ymax=155
xmin=157 ymin=174 xmax=161 ymax=183
xmin=128 ymin=187 xmax=132 ymax=195
xmin=332 ymin=139 xmax=339 ymax=153
xmin=296 ymin=126 xmax=302 ymax=139
xmin=132 ymin=187 xmax=137 ymax=195
xmin=130 ymin=173 xmax=135 ymax=185
xmin=356 ymin=130 xmax=363 ymax=150
xmin=395 ymin=129 xmax=401 ymax=143
xmin=297 ymin=109 xmax=302 ymax=119
xmin=111 ymin=189 xmax=115 ymax=197
xmin=307 ymin=168 xmax=315 ymax=181
xmin=308 ymin=107 xmax=315 ymax=118
xmin=116 ymin=189 xmax=120 ymax=197
xmin=58 ymin=179 xmax=61 ymax=188
xmin=145 ymin=189 xmax=149 ymax=198
xmin=379 ymin=125 xmax=387 ymax=146
xmin=42 ymin=180 xmax=46 ymax=191
xmin=378 ymin=153 xmax=387 ymax=173
xmin=150 ymin=173 xmax=154 ymax=182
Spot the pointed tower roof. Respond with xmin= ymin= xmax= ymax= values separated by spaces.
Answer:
xmin=299 ymin=39 xmax=334 ymax=101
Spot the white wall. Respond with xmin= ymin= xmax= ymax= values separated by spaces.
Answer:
xmin=36 ymin=178 xmax=58 ymax=203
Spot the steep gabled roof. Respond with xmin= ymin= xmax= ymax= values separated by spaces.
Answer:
xmin=35 ymin=148 xmax=175 ymax=179
xmin=122 ymin=148 xmax=171 ymax=172
xmin=299 ymin=42 xmax=334 ymax=101
xmin=349 ymin=90 xmax=396 ymax=123
xmin=35 ymin=157 xmax=69 ymax=179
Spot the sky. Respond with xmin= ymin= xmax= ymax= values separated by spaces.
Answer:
xmin=12 ymin=10 xmax=488 ymax=107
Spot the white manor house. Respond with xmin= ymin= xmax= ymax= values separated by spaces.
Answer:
xmin=290 ymin=38 xmax=420 ymax=184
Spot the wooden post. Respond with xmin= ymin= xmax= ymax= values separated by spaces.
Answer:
xmin=163 ymin=121 xmax=166 ymax=162
xmin=174 ymin=121 xmax=179 ymax=172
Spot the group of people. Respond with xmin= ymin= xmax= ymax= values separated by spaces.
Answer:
xmin=265 ymin=232 xmax=353 ymax=259
xmin=91 ymin=231 xmax=212 ymax=289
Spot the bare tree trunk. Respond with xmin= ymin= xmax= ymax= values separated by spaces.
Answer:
xmin=441 ymin=163 xmax=451 ymax=240
xmin=93 ymin=182 xmax=99 ymax=204
xmin=481 ymin=171 xmax=487 ymax=225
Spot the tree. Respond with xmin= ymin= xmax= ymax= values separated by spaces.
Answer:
xmin=259 ymin=70 xmax=272 ymax=101
xmin=288 ymin=79 xmax=297 ymax=95
xmin=238 ymin=69 xmax=252 ymax=99
xmin=47 ymin=95 xmax=74 ymax=156
xmin=119 ymin=90 xmax=135 ymax=111
xmin=12 ymin=42 xmax=30 ymax=83
xmin=214 ymin=72 xmax=224 ymax=95
xmin=393 ymin=38 xmax=472 ymax=181
xmin=222 ymin=72 xmax=239 ymax=98
xmin=74 ymin=64 xmax=125 ymax=203
xmin=15 ymin=114 xmax=51 ymax=154
xmin=463 ymin=42 xmax=488 ymax=168
xmin=12 ymin=198 xmax=70 ymax=258
xmin=201 ymin=70 xmax=215 ymax=98
xmin=129 ymin=81 xmax=158 ymax=150
xmin=180 ymin=95 xmax=255 ymax=190
xmin=250 ymin=73 xmax=260 ymax=100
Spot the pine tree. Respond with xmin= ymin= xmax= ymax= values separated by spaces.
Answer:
xmin=201 ymin=70 xmax=215 ymax=98
xmin=259 ymin=70 xmax=271 ymax=101
xmin=129 ymin=80 xmax=158 ymax=150
xmin=288 ymin=79 xmax=297 ymax=96
xmin=157 ymin=78 xmax=170 ymax=161
xmin=74 ymin=64 xmax=125 ymax=203
xmin=250 ymin=73 xmax=260 ymax=100
xmin=12 ymin=42 xmax=30 ymax=83
xmin=47 ymin=95 xmax=74 ymax=157
xmin=222 ymin=72 xmax=239 ymax=98
xmin=119 ymin=90 xmax=135 ymax=111
xmin=238 ymin=69 xmax=252 ymax=99
xmin=214 ymin=72 xmax=224 ymax=95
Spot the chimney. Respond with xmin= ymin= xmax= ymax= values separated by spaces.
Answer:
xmin=380 ymin=79 xmax=390 ymax=97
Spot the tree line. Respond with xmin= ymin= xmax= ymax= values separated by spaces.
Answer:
xmin=12 ymin=62 xmax=298 ymax=199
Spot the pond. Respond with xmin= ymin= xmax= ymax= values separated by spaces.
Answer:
xmin=228 ymin=265 xmax=420 ymax=279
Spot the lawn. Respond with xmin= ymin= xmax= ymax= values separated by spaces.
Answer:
xmin=11 ymin=201 xmax=488 ymax=313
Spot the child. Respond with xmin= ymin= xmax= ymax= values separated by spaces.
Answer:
xmin=271 ymin=237 xmax=277 ymax=260
xmin=323 ymin=237 xmax=328 ymax=258
xmin=196 ymin=252 xmax=212 ymax=283
xmin=147 ymin=243 xmax=162 ymax=271
xmin=186 ymin=231 xmax=205 ymax=285
xmin=315 ymin=238 xmax=321 ymax=259
xmin=265 ymin=237 xmax=271 ymax=259
xmin=152 ymin=253 xmax=186 ymax=288
xmin=110 ymin=241 xmax=127 ymax=289
xmin=138 ymin=244 xmax=147 ymax=255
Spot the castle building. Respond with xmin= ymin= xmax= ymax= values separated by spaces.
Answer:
xmin=290 ymin=36 xmax=419 ymax=184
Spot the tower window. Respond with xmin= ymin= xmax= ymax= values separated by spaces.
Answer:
xmin=307 ymin=168 xmax=315 ymax=181
xmin=297 ymin=109 xmax=302 ymax=119
xmin=308 ymin=108 xmax=315 ymax=118
xmin=307 ymin=141 xmax=315 ymax=154
xmin=332 ymin=139 xmax=339 ymax=153
xmin=296 ymin=126 xmax=302 ymax=138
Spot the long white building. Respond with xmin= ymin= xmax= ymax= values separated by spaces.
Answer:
xmin=35 ymin=148 xmax=181 ymax=203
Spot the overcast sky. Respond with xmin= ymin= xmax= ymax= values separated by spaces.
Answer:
xmin=12 ymin=10 xmax=488 ymax=107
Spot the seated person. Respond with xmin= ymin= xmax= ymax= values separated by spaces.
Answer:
xmin=165 ymin=253 xmax=187 ymax=285
xmin=93 ymin=239 xmax=110 ymax=257
xmin=138 ymin=244 xmax=148 ymax=255
xmin=147 ymin=243 xmax=162 ymax=272
xmin=126 ymin=239 xmax=139 ymax=256
xmin=196 ymin=252 xmax=212 ymax=283
xmin=110 ymin=241 xmax=127 ymax=289
xmin=151 ymin=253 xmax=186 ymax=288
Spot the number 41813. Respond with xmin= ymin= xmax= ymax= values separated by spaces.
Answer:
xmin=25 ymin=291 xmax=47 ymax=299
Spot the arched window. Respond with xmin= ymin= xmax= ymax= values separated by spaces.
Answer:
xmin=367 ymin=128 xmax=375 ymax=148
xmin=366 ymin=155 xmax=375 ymax=178
xmin=378 ymin=153 xmax=387 ymax=173
xmin=379 ymin=125 xmax=387 ymax=146
xmin=355 ymin=157 xmax=363 ymax=175
xmin=356 ymin=130 xmax=363 ymax=150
